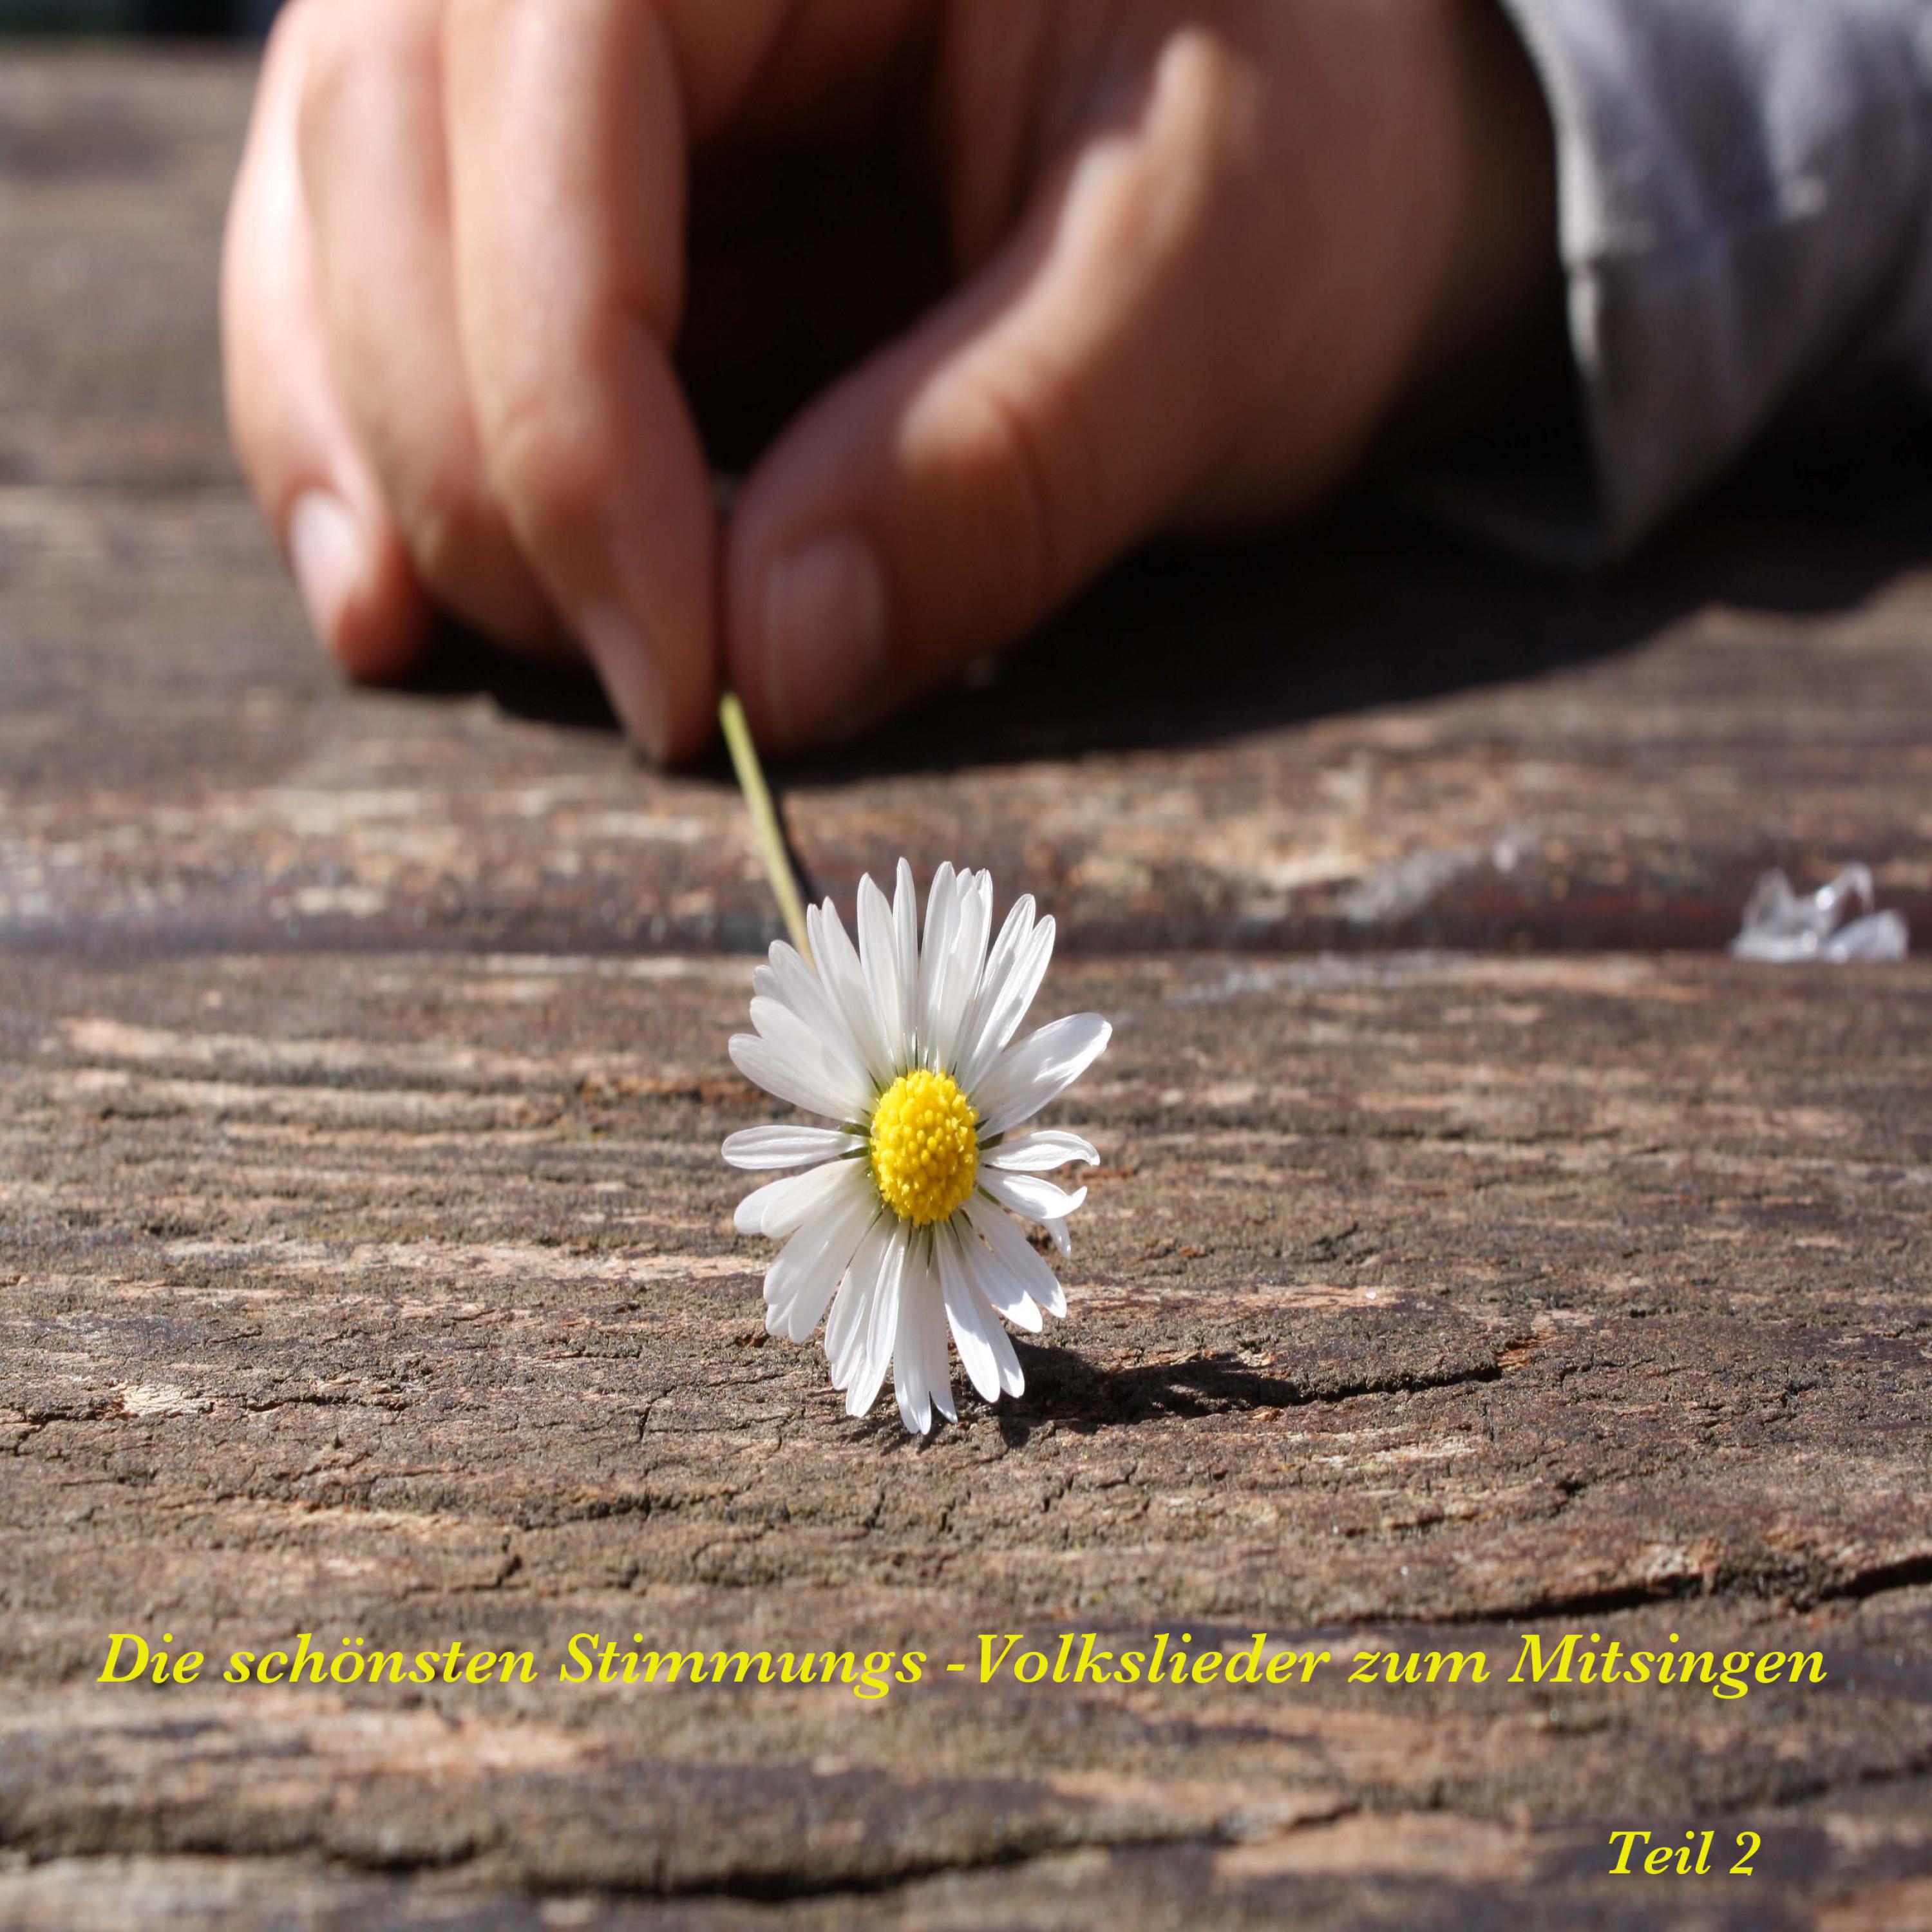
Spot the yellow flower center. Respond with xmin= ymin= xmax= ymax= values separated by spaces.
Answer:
xmin=869 ymin=1068 xmax=979 ymax=1226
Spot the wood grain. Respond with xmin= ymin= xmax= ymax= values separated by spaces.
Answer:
xmin=6 ymin=951 xmax=1932 ymax=1927
xmin=2 ymin=48 xmax=1930 ymax=1932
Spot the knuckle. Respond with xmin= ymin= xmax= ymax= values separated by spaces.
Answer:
xmin=942 ymin=358 xmax=1088 ymax=621
xmin=393 ymin=475 xmax=488 ymax=600
xmin=478 ymin=388 xmax=605 ymax=556
xmin=384 ymin=444 xmax=558 ymax=649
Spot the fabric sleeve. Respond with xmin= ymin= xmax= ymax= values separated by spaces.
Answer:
xmin=1468 ymin=0 xmax=1932 ymax=558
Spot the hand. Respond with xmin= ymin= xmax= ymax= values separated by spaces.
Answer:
xmin=222 ymin=0 xmax=1557 ymax=761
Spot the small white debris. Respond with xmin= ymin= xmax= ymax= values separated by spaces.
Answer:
xmin=1731 ymin=865 xmax=1909 ymax=963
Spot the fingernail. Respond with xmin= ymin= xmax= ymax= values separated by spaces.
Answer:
xmin=762 ymin=531 xmax=889 ymax=743
xmin=578 ymin=602 xmax=671 ymax=763
xmin=287 ymin=489 xmax=361 ymax=646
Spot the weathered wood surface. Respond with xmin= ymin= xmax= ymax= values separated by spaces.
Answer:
xmin=5 ymin=951 xmax=1932 ymax=1929
xmin=3 ymin=48 xmax=1931 ymax=1932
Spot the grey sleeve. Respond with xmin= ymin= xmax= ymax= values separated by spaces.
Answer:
xmin=1487 ymin=0 xmax=1932 ymax=556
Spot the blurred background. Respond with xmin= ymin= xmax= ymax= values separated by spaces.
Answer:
xmin=0 ymin=0 xmax=277 ymax=30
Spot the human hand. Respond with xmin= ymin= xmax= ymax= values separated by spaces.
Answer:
xmin=223 ymin=0 xmax=1556 ymax=761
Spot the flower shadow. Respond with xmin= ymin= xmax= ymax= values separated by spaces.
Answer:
xmin=989 ymin=1341 xmax=1331 ymax=1446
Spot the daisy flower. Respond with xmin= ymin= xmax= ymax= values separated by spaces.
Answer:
xmin=723 ymin=860 xmax=1110 ymax=1435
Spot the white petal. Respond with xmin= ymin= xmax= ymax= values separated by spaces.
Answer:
xmin=974 ymin=1013 xmax=1112 ymax=1137
xmin=971 ymin=895 xmax=1034 ymax=1018
xmin=848 ymin=1225 xmax=907 ymax=1418
xmin=753 ymin=969 xmax=862 ymax=1097
xmin=825 ymin=1278 xmax=865 ymax=1387
xmin=927 ymin=870 xmax=992 ymax=1076
xmin=748 ymin=990 xmax=864 ymax=1094
xmin=958 ymin=914 xmax=1055 ymax=1093
xmin=745 ymin=996 xmax=873 ymax=1121
xmin=961 ymin=871 xmax=998 ymax=1022
xmin=986 ymin=893 xmax=1036 ymax=973
xmin=855 ymin=873 xmax=911 ymax=1074
xmin=1043 ymin=1217 xmax=1072 ymax=1258
xmin=826 ymin=1213 xmax=895 ymax=1387
xmin=809 ymin=899 xmax=893 ymax=1087
xmin=763 ymin=1175 xmax=878 ymax=1341
xmin=916 ymin=1256 xmax=956 ymax=1425
xmin=916 ymin=862 xmax=959 ymax=1063
xmin=927 ymin=1333 xmax=958 ymax=1422
xmin=987 ymin=1296 xmax=1026 ymax=1396
xmin=938 ymin=1221 xmax=1016 ymax=1401
xmin=985 ymin=1130 xmax=1099 ymax=1173
xmin=730 ymin=1032 xmax=865 ymax=1124
xmin=734 ymin=1156 xmax=858 ymax=1238
xmin=723 ymin=1125 xmax=864 ymax=1173
xmin=954 ymin=897 xmax=1030 ymax=1081
xmin=981 ymin=1168 xmax=1088 ymax=1226
xmin=965 ymin=1194 xmax=1067 ymax=1321
xmin=957 ymin=1198 xmax=1044 ymax=1332
xmin=892 ymin=858 xmax=921 ymax=1059
xmin=754 ymin=942 xmax=871 ymax=1094
xmin=893 ymin=1244 xmax=937 ymax=1435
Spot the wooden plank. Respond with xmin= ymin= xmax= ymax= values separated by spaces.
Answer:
xmin=3 ymin=951 xmax=1930 ymax=1924
xmin=0 ymin=52 xmax=245 ymax=491
xmin=3 ymin=48 xmax=1932 ymax=1931
xmin=5 ymin=485 xmax=1929 ymax=960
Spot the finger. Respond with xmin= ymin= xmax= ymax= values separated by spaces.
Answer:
xmin=442 ymin=0 xmax=728 ymax=762
xmin=723 ymin=45 xmax=1270 ymax=752
xmin=297 ymin=0 xmax=564 ymax=658
xmin=220 ymin=0 xmax=430 ymax=681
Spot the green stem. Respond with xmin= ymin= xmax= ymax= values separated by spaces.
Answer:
xmin=719 ymin=691 xmax=812 ymax=961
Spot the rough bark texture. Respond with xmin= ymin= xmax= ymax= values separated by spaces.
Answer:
xmin=2 ymin=49 xmax=1930 ymax=1932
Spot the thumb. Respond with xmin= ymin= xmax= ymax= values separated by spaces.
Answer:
xmin=723 ymin=80 xmax=1255 ymax=751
